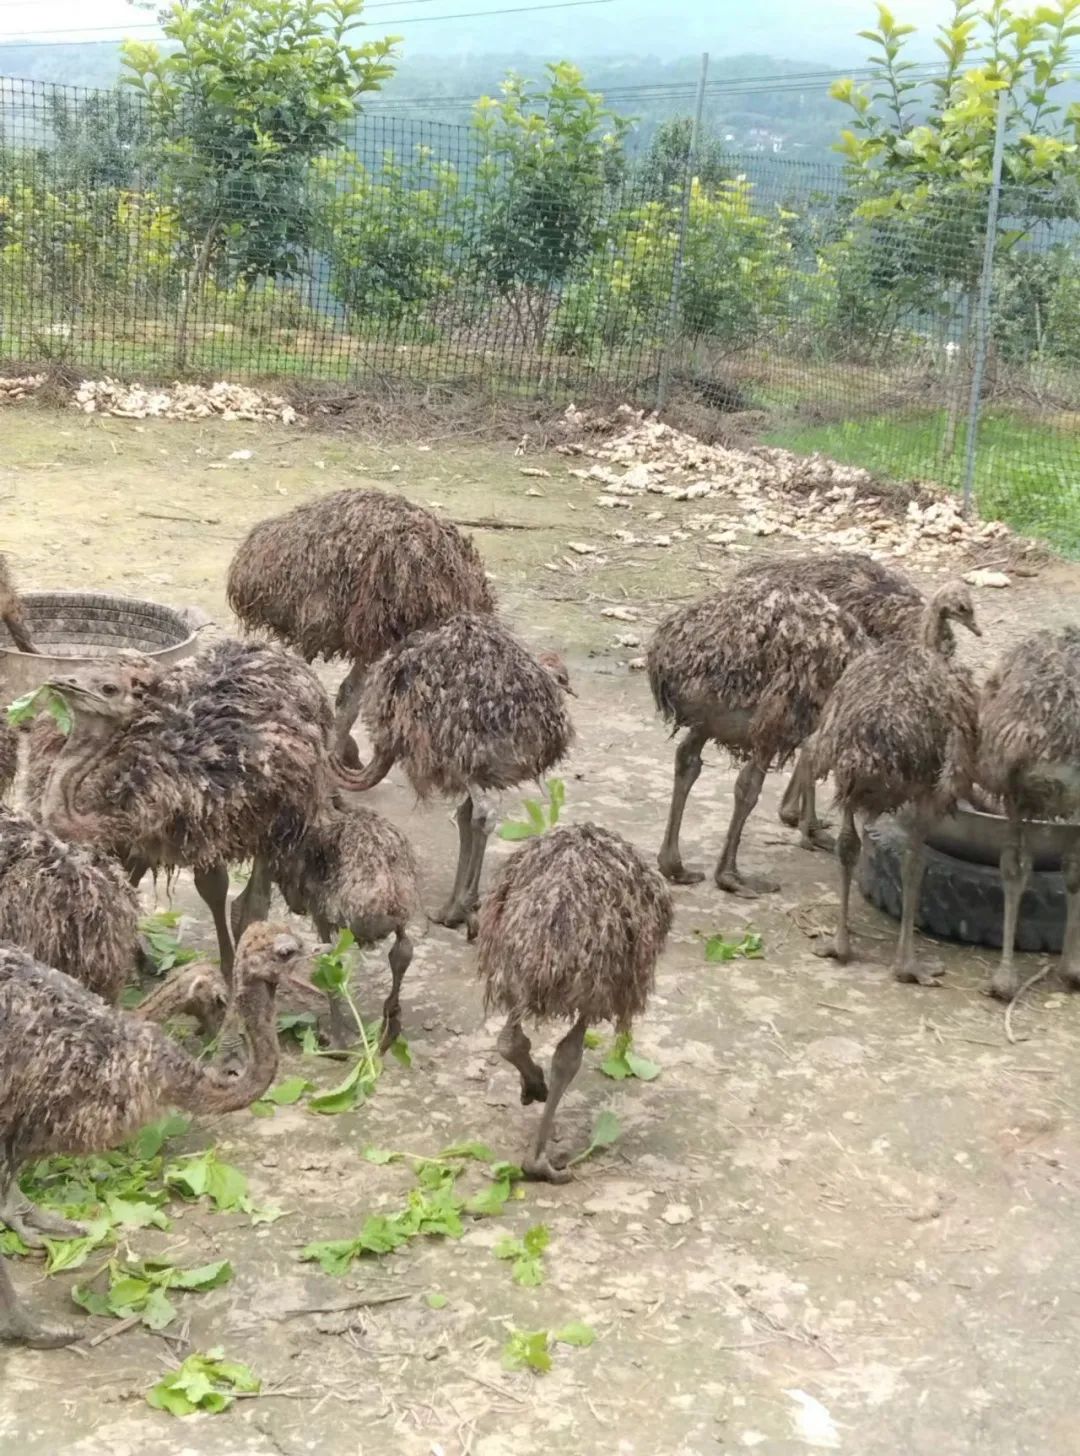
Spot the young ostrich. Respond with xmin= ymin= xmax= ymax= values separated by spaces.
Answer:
xmin=26 ymin=638 xmax=342 ymax=976
xmin=809 ymin=582 xmax=980 ymax=985
xmin=348 ymin=613 xmax=574 ymax=929
xmin=978 ymin=628 xmax=1080 ymax=1001
xmin=648 ymin=578 xmax=867 ymax=896
xmin=477 ymin=823 xmax=672 ymax=1182
xmin=0 ymin=553 xmax=36 ymax=654
xmin=734 ymin=552 xmax=950 ymax=849
xmin=0 ymin=806 xmax=139 ymax=1005
xmin=227 ymin=489 xmax=495 ymax=765
xmin=267 ymin=797 xmax=420 ymax=1050
xmin=0 ymin=922 xmax=300 ymax=1348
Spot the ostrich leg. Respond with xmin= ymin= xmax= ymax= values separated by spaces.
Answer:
xmin=1058 ymin=831 xmax=1080 ymax=991
xmin=195 ymin=862 xmax=235 ymax=980
xmin=787 ymin=749 xmax=835 ymax=853
xmin=314 ymin=911 xmax=356 ymax=1051
xmin=715 ymin=754 xmax=780 ymax=898
xmin=0 ymin=1252 xmax=73 ymax=1349
xmin=231 ymin=853 xmax=274 ymax=945
xmin=434 ymin=796 xmax=474 ymax=927
xmin=0 ymin=1156 xmax=84 ymax=1251
xmin=657 ymin=727 xmax=707 ymax=885
xmin=814 ymin=807 xmax=859 ymax=964
xmin=990 ymin=817 xmax=1031 ymax=1002
xmin=333 ymin=661 xmax=367 ymax=769
xmin=522 ymin=1014 xmax=588 ymax=1184
xmin=892 ymin=817 xmax=940 ymax=986
xmin=496 ymin=1016 xmax=548 ymax=1105
xmin=379 ymin=927 xmax=413 ymax=1052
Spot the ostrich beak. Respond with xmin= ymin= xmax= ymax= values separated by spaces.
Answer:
xmin=966 ymin=620 xmax=983 ymax=638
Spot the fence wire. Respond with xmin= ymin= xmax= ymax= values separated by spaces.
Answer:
xmin=2 ymin=74 xmax=1080 ymax=553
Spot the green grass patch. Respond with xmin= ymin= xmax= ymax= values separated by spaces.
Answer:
xmin=764 ymin=407 xmax=1080 ymax=557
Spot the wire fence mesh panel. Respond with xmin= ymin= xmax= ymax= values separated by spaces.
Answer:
xmin=1 ymin=74 xmax=1080 ymax=551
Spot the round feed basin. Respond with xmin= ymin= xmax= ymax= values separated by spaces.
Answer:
xmin=926 ymin=799 xmax=1076 ymax=872
xmin=0 ymin=592 xmax=206 ymax=702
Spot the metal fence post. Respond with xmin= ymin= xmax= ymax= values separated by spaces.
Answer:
xmin=961 ymin=86 xmax=1008 ymax=516
xmin=656 ymin=52 xmax=709 ymax=412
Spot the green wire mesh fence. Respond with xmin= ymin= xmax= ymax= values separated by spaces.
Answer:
xmin=2 ymin=75 xmax=1080 ymax=552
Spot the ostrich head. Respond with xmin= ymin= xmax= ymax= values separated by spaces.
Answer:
xmin=537 ymin=650 xmax=576 ymax=697
xmin=928 ymin=581 xmax=981 ymax=638
xmin=47 ymin=652 xmax=159 ymax=736
xmin=233 ymin=922 xmax=304 ymax=990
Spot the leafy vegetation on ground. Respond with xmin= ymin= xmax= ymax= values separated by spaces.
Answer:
xmin=146 ymin=1348 xmax=260 ymax=1416
xmin=502 ymin=1321 xmax=597 ymax=1373
xmin=74 ymin=1257 xmax=232 ymax=1331
xmin=598 ymin=1031 xmax=661 ymax=1082
xmin=495 ymin=1224 xmax=550 ymax=1286
xmin=138 ymin=910 xmax=200 ymax=975
xmin=703 ymin=930 xmax=765 ymax=963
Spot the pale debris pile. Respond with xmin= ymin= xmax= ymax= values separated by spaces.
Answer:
xmin=557 ymin=403 xmax=1015 ymax=562
xmin=73 ymin=378 xmax=301 ymax=425
xmin=0 ymin=374 xmax=46 ymax=403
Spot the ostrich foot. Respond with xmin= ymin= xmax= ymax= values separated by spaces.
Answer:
xmin=987 ymin=968 xmax=1019 ymax=1002
xmin=799 ymin=824 xmax=836 ymax=854
xmin=1 ymin=1195 xmax=85 ymax=1249
xmin=377 ymin=1013 xmax=401 ymax=1056
xmin=813 ymin=938 xmax=851 ymax=965
xmin=522 ymin=1153 xmax=571 ymax=1185
xmin=894 ymin=962 xmax=944 ymax=988
xmin=715 ymin=868 xmax=780 ymax=898
xmin=434 ymin=897 xmax=474 ymax=930
xmin=657 ymin=854 xmax=705 ymax=886
xmin=0 ymin=1308 xmax=77 ymax=1349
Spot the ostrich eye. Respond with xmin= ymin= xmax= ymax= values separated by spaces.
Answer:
xmin=101 ymin=683 xmax=120 ymax=698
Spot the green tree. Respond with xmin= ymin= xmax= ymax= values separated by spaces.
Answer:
xmin=830 ymin=0 xmax=1080 ymax=444
xmin=121 ymin=0 xmax=398 ymax=363
xmin=470 ymin=63 xmax=630 ymax=346
xmin=638 ymin=117 xmax=730 ymax=202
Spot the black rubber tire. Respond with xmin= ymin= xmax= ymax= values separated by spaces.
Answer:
xmin=857 ymin=817 xmax=1065 ymax=954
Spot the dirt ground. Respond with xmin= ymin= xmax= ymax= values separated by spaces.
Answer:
xmin=3 ymin=405 xmax=1080 ymax=1455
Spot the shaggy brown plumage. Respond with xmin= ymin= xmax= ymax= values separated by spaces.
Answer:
xmin=0 ymin=922 xmax=301 ymax=1348
xmin=27 ymin=639 xmax=339 ymax=975
xmin=809 ymin=582 xmax=980 ymax=984
xmin=976 ymin=627 xmax=1080 ymax=1000
xmin=353 ymin=613 xmax=575 ymax=929
xmin=648 ymin=578 xmax=868 ymax=896
xmin=0 ymin=806 xmax=139 ymax=1004
xmin=735 ymin=552 xmax=953 ymax=846
xmin=477 ymin=823 xmax=672 ymax=1182
xmin=0 ymin=720 xmax=15 ymax=799
xmin=226 ymin=489 xmax=495 ymax=762
xmin=269 ymin=797 xmax=420 ymax=1049
xmin=0 ymin=554 xmax=36 ymax=654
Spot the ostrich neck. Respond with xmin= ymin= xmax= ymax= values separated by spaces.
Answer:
xmin=920 ymin=603 xmax=950 ymax=654
xmin=40 ymin=720 xmax=118 ymax=842
xmin=174 ymin=982 xmax=280 ymax=1114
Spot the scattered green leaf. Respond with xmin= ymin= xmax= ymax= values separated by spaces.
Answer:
xmin=138 ymin=911 xmax=200 ymax=975
xmin=502 ymin=1329 xmax=552 ymax=1374
xmin=554 ymin=1320 xmax=596 ymax=1347
xmin=495 ymin=1223 xmax=550 ymax=1286
xmin=703 ymin=930 xmax=764 ymax=963
xmin=253 ymin=1076 xmax=311 ymax=1115
xmin=583 ymin=1029 xmax=602 ymax=1050
xmin=599 ymin=1030 xmax=660 ymax=1082
xmin=74 ymin=1258 xmax=232 ymax=1331
xmin=6 ymin=685 xmax=73 ymax=734
xmin=146 ymin=1348 xmax=259 ymax=1417
xmin=165 ymin=1150 xmax=251 ymax=1214
xmin=497 ymin=778 xmax=566 ymax=840
xmin=425 ymin=1292 xmax=448 ymax=1310
xmin=568 ymin=1110 xmax=620 ymax=1168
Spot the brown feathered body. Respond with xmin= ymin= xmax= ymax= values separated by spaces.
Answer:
xmin=0 ymin=720 xmax=15 ymax=798
xmin=648 ymin=580 xmax=868 ymax=765
xmin=26 ymin=638 xmax=336 ymax=869
xmin=360 ymin=614 xmax=574 ymax=797
xmin=227 ymin=489 xmax=495 ymax=665
xmin=478 ymin=823 xmax=673 ymax=1028
xmin=811 ymin=644 xmax=978 ymax=819
xmin=0 ymin=553 xmax=35 ymax=654
xmin=0 ymin=923 xmax=297 ymax=1166
xmin=978 ymin=627 xmax=1080 ymax=821
xmin=0 ymin=807 xmax=138 ymax=1003
xmin=270 ymin=798 xmax=419 ymax=941
xmin=735 ymin=551 xmax=952 ymax=653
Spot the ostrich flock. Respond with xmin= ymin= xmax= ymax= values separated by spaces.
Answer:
xmin=0 ymin=488 xmax=1078 ymax=1349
